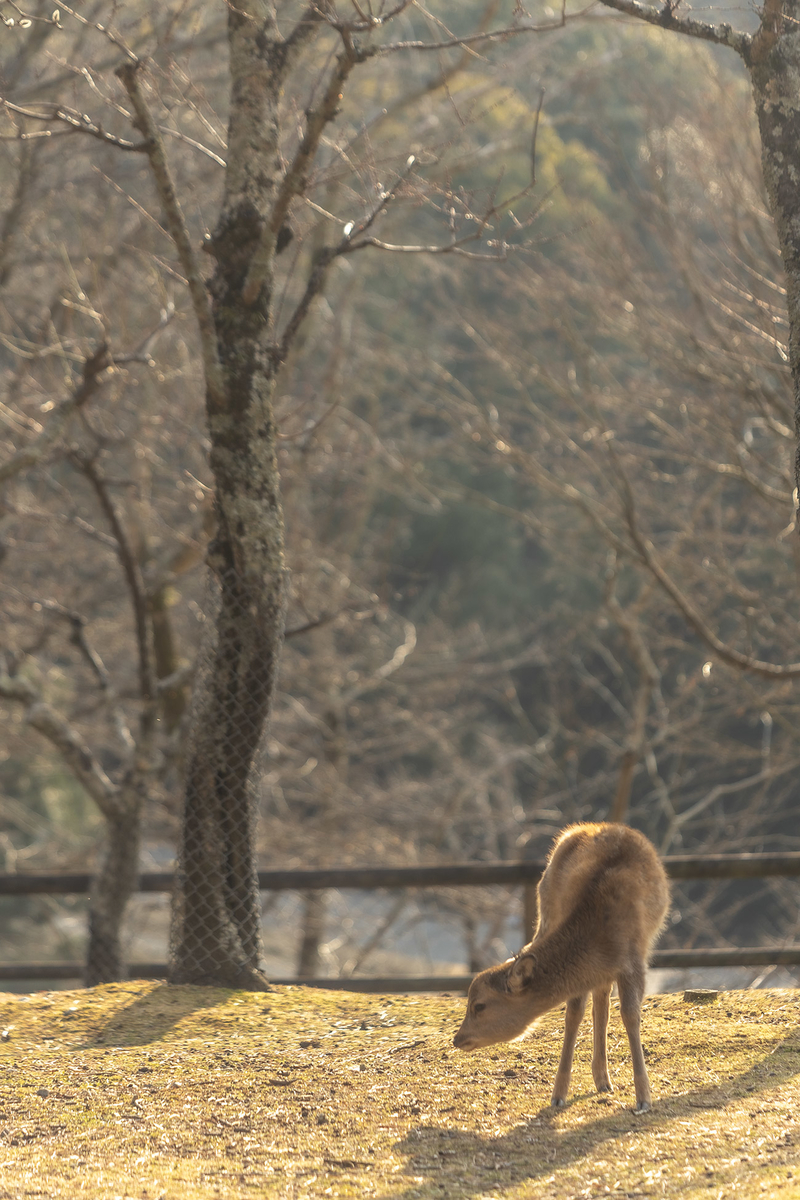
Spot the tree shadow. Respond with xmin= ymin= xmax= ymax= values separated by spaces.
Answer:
xmin=383 ymin=1034 xmax=800 ymax=1199
xmin=80 ymin=983 xmax=232 ymax=1048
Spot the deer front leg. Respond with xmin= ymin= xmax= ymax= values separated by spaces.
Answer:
xmin=591 ymin=984 xmax=613 ymax=1094
xmin=551 ymin=993 xmax=587 ymax=1108
xmin=617 ymin=967 xmax=652 ymax=1114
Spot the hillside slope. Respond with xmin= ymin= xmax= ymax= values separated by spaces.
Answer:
xmin=0 ymin=982 xmax=797 ymax=1198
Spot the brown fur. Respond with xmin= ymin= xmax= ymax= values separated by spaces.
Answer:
xmin=453 ymin=822 xmax=670 ymax=1113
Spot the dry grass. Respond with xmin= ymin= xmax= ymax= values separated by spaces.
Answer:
xmin=0 ymin=981 xmax=798 ymax=1198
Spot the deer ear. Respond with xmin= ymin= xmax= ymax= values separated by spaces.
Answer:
xmin=507 ymin=953 xmax=535 ymax=993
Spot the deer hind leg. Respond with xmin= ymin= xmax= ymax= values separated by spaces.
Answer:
xmin=551 ymin=993 xmax=587 ymax=1108
xmin=617 ymin=966 xmax=652 ymax=1114
xmin=591 ymin=984 xmax=613 ymax=1094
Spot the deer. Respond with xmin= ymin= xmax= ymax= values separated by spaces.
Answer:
xmin=453 ymin=822 xmax=670 ymax=1113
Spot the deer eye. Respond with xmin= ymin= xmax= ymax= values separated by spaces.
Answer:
xmin=473 ymin=1002 xmax=486 ymax=1015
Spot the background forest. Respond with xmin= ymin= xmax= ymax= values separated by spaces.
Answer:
xmin=1 ymin=1 xmax=798 ymax=983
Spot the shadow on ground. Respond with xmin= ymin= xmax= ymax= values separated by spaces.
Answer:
xmin=383 ymin=1035 xmax=800 ymax=1199
xmin=81 ymin=983 xmax=231 ymax=1047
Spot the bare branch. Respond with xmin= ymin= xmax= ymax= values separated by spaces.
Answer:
xmin=155 ymin=662 xmax=195 ymax=694
xmin=160 ymin=126 xmax=225 ymax=168
xmin=0 ymin=671 xmax=120 ymax=816
xmin=0 ymin=137 xmax=39 ymax=287
xmin=114 ymin=61 xmax=225 ymax=409
xmin=114 ymin=303 xmax=175 ymax=366
xmin=361 ymin=9 xmax=594 ymax=57
xmin=343 ymin=233 xmax=511 ymax=258
xmin=343 ymin=620 xmax=417 ymax=703
xmin=73 ymin=456 xmax=157 ymax=733
xmin=325 ymin=0 xmax=414 ymax=36
xmin=622 ymin=479 xmax=800 ymax=679
xmin=242 ymin=46 xmax=359 ymax=306
xmin=274 ymin=245 xmax=337 ymax=363
xmin=0 ymin=341 xmax=113 ymax=485
xmin=52 ymin=2 xmax=138 ymax=62
xmin=284 ymin=2 xmax=334 ymax=50
xmin=595 ymin=0 xmax=751 ymax=57
xmin=284 ymin=609 xmax=350 ymax=638
xmin=36 ymin=600 xmax=135 ymax=753
xmin=1 ymin=99 xmax=148 ymax=151
xmin=660 ymin=759 xmax=800 ymax=853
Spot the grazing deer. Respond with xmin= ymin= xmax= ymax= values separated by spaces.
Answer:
xmin=453 ymin=822 xmax=670 ymax=1113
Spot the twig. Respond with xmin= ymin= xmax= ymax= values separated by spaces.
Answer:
xmin=35 ymin=599 xmax=135 ymax=753
xmin=1 ymin=100 xmax=148 ymax=152
xmin=622 ymin=485 xmax=800 ymax=679
xmin=114 ymin=61 xmax=224 ymax=409
xmin=0 ymin=342 xmax=113 ymax=486
xmin=50 ymin=2 xmax=138 ymax=62
xmin=660 ymin=759 xmax=800 ymax=853
xmin=72 ymin=456 xmax=156 ymax=737
xmin=361 ymin=10 xmax=593 ymax=56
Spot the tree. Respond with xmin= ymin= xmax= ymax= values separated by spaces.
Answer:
xmin=2 ymin=1 xmax=566 ymax=987
xmin=7 ymin=0 xmax=800 ymax=988
xmin=595 ymin=0 xmax=800 ymax=505
xmin=429 ymin=46 xmax=800 ymax=953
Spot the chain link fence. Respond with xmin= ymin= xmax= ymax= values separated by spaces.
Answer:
xmin=167 ymin=565 xmax=279 ymax=990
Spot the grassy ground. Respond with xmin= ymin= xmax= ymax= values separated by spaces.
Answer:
xmin=0 ymin=981 xmax=798 ymax=1199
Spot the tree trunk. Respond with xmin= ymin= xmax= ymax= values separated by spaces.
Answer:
xmin=749 ymin=6 xmax=800 ymax=501
xmin=297 ymin=891 xmax=327 ymax=978
xmin=169 ymin=570 xmax=282 ymax=988
xmin=168 ymin=9 xmax=288 ymax=990
xmin=85 ymin=803 xmax=141 ymax=986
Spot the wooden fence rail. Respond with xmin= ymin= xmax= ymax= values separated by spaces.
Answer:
xmin=2 ymin=852 xmax=799 ymax=988
xmin=2 ymin=850 xmax=800 ymax=895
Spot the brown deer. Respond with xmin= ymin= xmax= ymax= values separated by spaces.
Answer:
xmin=453 ymin=822 xmax=670 ymax=1113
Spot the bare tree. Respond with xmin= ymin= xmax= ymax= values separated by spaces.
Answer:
xmin=426 ymin=59 xmax=800 ymax=952
xmin=1 ymin=1 xmax=561 ymax=986
xmin=592 ymin=0 xmax=800 ymax=512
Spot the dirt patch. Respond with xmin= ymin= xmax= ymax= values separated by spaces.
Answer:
xmin=0 ymin=983 xmax=798 ymax=1197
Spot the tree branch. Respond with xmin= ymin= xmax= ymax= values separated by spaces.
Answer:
xmin=36 ymin=599 xmax=135 ymax=753
xmin=242 ymin=45 xmax=359 ymax=306
xmin=0 ymin=341 xmax=113 ymax=485
xmin=622 ymin=480 xmax=800 ymax=679
xmin=73 ymin=456 xmax=157 ymax=733
xmin=1 ymin=99 xmax=148 ymax=151
xmin=0 ymin=671 xmax=120 ymax=816
xmin=0 ymin=137 xmax=39 ymax=287
xmin=284 ymin=1 xmax=334 ymax=50
xmin=595 ymin=0 xmax=751 ymax=57
xmin=362 ymin=11 xmax=592 ymax=57
xmin=660 ymin=759 xmax=800 ymax=852
xmin=114 ymin=61 xmax=225 ymax=409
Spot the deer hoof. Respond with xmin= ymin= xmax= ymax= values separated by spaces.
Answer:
xmin=632 ymin=1101 xmax=651 ymax=1115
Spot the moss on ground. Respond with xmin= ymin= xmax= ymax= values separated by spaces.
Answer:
xmin=0 ymin=982 xmax=798 ymax=1198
